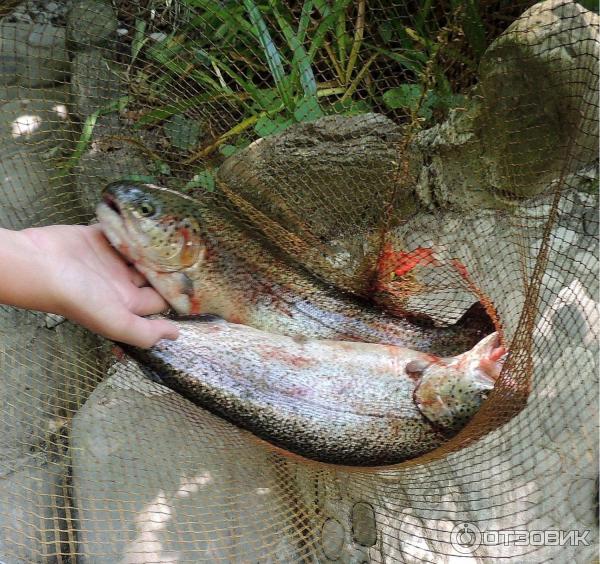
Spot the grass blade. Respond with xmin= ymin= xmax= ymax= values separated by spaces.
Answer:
xmin=244 ymin=0 xmax=294 ymax=111
xmin=267 ymin=0 xmax=317 ymax=97
xmin=414 ymin=0 xmax=433 ymax=38
xmin=362 ymin=42 xmax=427 ymax=74
xmin=131 ymin=19 xmax=147 ymax=64
xmin=345 ymin=0 xmax=365 ymax=83
xmin=308 ymin=0 xmax=353 ymax=62
xmin=59 ymin=96 xmax=129 ymax=175
xmin=135 ymin=92 xmax=252 ymax=128
xmin=461 ymin=0 xmax=487 ymax=57
xmin=296 ymin=0 xmax=313 ymax=44
xmin=313 ymin=0 xmax=330 ymax=18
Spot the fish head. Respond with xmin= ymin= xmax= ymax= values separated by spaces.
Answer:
xmin=411 ymin=332 xmax=507 ymax=432
xmin=96 ymin=182 xmax=209 ymax=313
xmin=97 ymin=181 xmax=206 ymax=273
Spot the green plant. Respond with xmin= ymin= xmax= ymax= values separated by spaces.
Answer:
xmin=128 ymin=0 xmax=496 ymax=173
xmin=135 ymin=0 xmax=382 ymax=161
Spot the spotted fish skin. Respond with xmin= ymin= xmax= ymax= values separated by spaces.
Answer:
xmin=97 ymin=182 xmax=488 ymax=357
xmin=125 ymin=319 xmax=504 ymax=466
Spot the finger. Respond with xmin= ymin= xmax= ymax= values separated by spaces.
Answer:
xmin=129 ymin=286 xmax=170 ymax=316
xmin=109 ymin=313 xmax=179 ymax=348
xmin=91 ymin=232 xmax=136 ymax=276
xmin=128 ymin=266 xmax=147 ymax=287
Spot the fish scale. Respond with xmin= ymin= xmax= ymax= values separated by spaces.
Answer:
xmin=97 ymin=181 xmax=505 ymax=465
xmin=98 ymin=181 xmax=490 ymax=356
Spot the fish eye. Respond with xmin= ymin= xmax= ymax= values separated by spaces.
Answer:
xmin=138 ymin=199 xmax=156 ymax=217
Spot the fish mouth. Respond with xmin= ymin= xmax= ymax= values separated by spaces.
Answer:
xmin=102 ymin=191 xmax=122 ymax=216
xmin=96 ymin=193 xmax=139 ymax=263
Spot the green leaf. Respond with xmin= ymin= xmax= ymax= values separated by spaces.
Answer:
xmin=186 ymin=170 xmax=216 ymax=191
xmin=131 ymin=19 xmax=147 ymax=64
xmin=253 ymin=88 xmax=282 ymax=111
xmin=254 ymin=115 xmax=293 ymax=137
xmin=414 ymin=0 xmax=434 ymax=38
xmin=417 ymin=104 xmax=432 ymax=120
xmin=293 ymin=96 xmax=324 ymax=122
xmin=154 ymin=161 xmax=172 ymax=176
xmin=146 ymin=35 xmax=180 ymax=65
xmin=219 ymin=144 xmax=238 ymax=157
xmin=461 ymin=0 xmax=487 ymax=57
xmin=244 ymin=0 xmax=294 ymax=111
xmin=378 ymin=21 xmax=393 ymax=44
xmin=578 ymin=0 xmax=599 ymax=13
xmin=362 ymin=43 xmax=426 ymax=74
xmin=382 ymin=84 xmax=423 ymax=110
xmin=313 ymin=0 xmax=330 ymax=18
xmin=121 ymin=174 xmax=157 ymax=184
xmin=194 ymin=48 xmax=211 ymax=66
xmin=267 ymin=0 xmax=317 ymax=98
xmin=208 ymin=56 xmax=263 ymax=101
xmin=296 ymin=0 xmax=313 ymax=44
xmin=135 ymin=92 xmax=244 ymax=128
xmin=329 ymin=98 xmax=372 ymax=116
xmin=308 ymin=0 xmax=353 ymax=62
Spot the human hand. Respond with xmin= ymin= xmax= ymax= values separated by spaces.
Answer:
xmin=2 ymin=224 xmax=178 ymax=348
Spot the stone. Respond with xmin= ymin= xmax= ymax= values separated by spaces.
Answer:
xmin=0 ymin=308 xmax=106 ymax=563
xmin=351 ymin=502 xmax=377 ymax=547
xmin=0 ymin=22 xmax=69 ymax=87
xmin=149 ymin=32 xmax=167 ymax=43
xmin=0 ymin=151 xmax=85 ymax=229
xmin=320 ymin=518 xmax=345 ymax=560
xmin=70 ymin=360 xmax=305 ymax=562
xmin=163 ymin=114 xmax=203 ymax=151
xmin=217 ymin=113 xmax=411 ymax=297
xmin=75 ymin=134 xmax=153 ymax=216
xmin=0 ymin=463 xmax=68 ymax=564
xmin=70 ymin=49 xmax=124 ymax=118
xmin=0 ymin=90 xmax=74 ymax=157
xmin=67 ymin=0 xmax=117 ymax=50
xmin=583 ymin=206 xmax=599 ymax=237
xmin=217 ymin=113 xmax=408 ymax=238
xmin=478 ymin=0 xmax=599 ymax=199
xmin=413 ymin=2 xmax=599 ymax=209
xmin=0 ymin=83 xmax=70 ymax=104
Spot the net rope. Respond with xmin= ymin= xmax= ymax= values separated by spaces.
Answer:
xmin=0 ymin=0 xmax=597 ymax=561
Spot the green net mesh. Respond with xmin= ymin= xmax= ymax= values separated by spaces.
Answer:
xmin=0 ymin=0 xmax=598 ymax=561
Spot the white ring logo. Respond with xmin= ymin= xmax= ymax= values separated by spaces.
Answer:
xmin=451 ymin=522 xmax=482 ymax=554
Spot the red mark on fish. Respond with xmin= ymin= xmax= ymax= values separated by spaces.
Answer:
xmin=188 ymin=295 xmax=202 ymax=315
xmin=376 ymin=243 xmax=440 ymax=283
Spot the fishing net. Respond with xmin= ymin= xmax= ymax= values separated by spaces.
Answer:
xmin=0 ymin=0 xmax=598 ymax=561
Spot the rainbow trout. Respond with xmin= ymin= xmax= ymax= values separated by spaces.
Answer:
xmin=125 ymin=317 xmax=505 ymax=465
xmin=96 ymin=181 xmax=505 ymax=465
xmin=97 ymin=182 xmax=488 ymax=356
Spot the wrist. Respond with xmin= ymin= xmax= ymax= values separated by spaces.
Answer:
xmin=11 ymin=227 xmax=68 ymax=315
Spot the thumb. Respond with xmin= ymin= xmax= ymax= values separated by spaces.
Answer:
xmin=110 ymin=313 xmax=179 ymax=348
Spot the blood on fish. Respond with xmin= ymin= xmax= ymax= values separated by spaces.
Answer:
xmin=394 ymin=248 xmax=439 ymax=277
xmin=179 ymin=227 xmax=198 ymax=267
xmin=111 ymin=345 xmax=127 ymax=363
xmin=258 ymin=345 xmax=316 ymax=369
xmin=188 ymin=295 xmax=202 ymax=315
xmin=285 ymin=385 xmax=310 ymax=398
xmin=377 ymin=243 xmax=439 ymax=279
